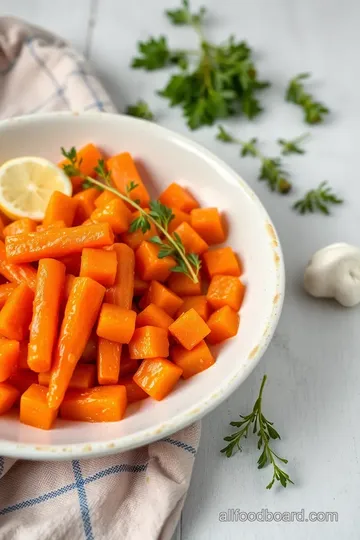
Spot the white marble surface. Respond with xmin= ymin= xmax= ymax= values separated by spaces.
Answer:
xmin=1 ymin=0 xmax=360 ymax=538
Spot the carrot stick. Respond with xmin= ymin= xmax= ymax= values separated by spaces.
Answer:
xmin=3 ymin=218 xmax=37 ymax=237
xmin=60 ymin=385 xmax=127 ymax=422
xmin=47 ymin=277 xmax=105 ymax=409
xmin=97 ymin=338 xmax=122 ymax=385
xmin=0 ymin=283 xmax=17 ymax=308
xmin=0 ymin=339 xmax=20 ymax=382
xmin=28 ymin=259 xmax=66 ymax=373
xmin=0 ymin=284 xmax=34 ymax=341
xmin=5 ymin=223 xmax=114 ymax=264
xmin=0 ymin=240 xmax=37 ymax=290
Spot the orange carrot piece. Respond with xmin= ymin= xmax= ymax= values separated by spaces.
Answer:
xmin=59 ymin=143 xmax=103 ymax=193
xmin=0 ymin=240 xmax=37 ymax=290
xmin=64 ymin=274 xmax=76 ymax=301
xmin=97 ymin=305 xmax=136 ymax=344
xmin=206 ymin=275 xmax=245 ymax=312
xmin=133 ymin=358 xmax=182 ymax=400
xmin=173 ymin=222 xmax=208 ymax=255
xmin=120 ymin=354 xmax=139 ymax=377
xmin=190 ymin=208 xmax=226 ymax=245
xmin=119 ymin=376 xmax=148 ymax=403
xmin=169 ymin=308 xmax=210 ymax=350
xmin=0 ymin=339 xmax=19 ymax=382
xmin=134 ymin=276 xmax=149 ymax=297
xmin=8 ymin=369 xmax=37 ymax=393
xmin=176 ymin=295 xmax=210 ymax=321
xmin=20 ymin=384 xmax=58 ymax=429
xmin=36 ymin=220 xmax=67 ymax=232
xmin=120 ymin=209 xmax=157 ymax=250
xmin=129 ymin=326 xmax=169 ymax=360
xmin=107 ymin=152 xmax=150 ymax=208
xmin=43 ymin=191 xmax=78 ymax=228
xmin=203 ymin=247 xmax=242 ymax=277
xmin=59 ymin=253 xmax=82 ymax=276
xmin=0 ymin=283 xmax=17 ymax=308
xmin=159 ymin=183 xmax=199 ymax=213
xmin=28 ymin=259 xmax=66 ymax=373
xmin=97 ymin=338 xmax=122 ymax=385
xmin=167 ymin=272 xmax=202 ymax=296
xmin=168 ymin=208 xmax=191 ymax=234
xmin=0 ymin=382 xmax=20 ymax=414
xmin=136 ymin=303 xmax=174 ymax=330
xmin=94 ymin=190 xmax=118 ymax=209
xmin=5 ymin=223 xmax=114 ymax=264
xmin=73 ymin=188 xmax=100 ymax=224
xmin=136 ymin=241 xmax=176 ymax=282
xmin=18 ymin=341 xmax=29 ymax=370
xmin=39 ymin=363 xmax=96 ymax=390
xmin=3 ymin=218 xmax=37 ymax=237
xmin=144 ymin=280 xmax=183 ymax=316
xmin=0 ymin=284 xmax=34 ymax=341
xmin=80 ymin=248 xmax=117 ymax=287
xmin=0 ymin=215 xmax=5 ymax=239
xmin=171 ymin=340 xmax=215 ymax=379
xmin=60 ymin=385 xmax=127 ymax=422
xmin=47 ymin=277 xmax=105 ymax=409
xmin=80 ymin=333 xmax=97 ymax=364
xmin=91 ymin=199 xmax=131 ymax=234
xmin=207 ymin=305 xmax=240 ymax=344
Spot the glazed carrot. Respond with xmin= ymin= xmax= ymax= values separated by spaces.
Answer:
xmin=97 ymin=338 xmax=122 ymax=385
xmin=144 ymin=280 xmax=183 ymax=317
xmin=203 ymin=247 xmax=242 ymax=277
xmin=47 ymin=277 xmax=105 ymax=409
xmin=136 ymin=241 xmax=176 ymax=282
xmin=28 ymin=259 xmax=66 ymax=373
xmin=94 ymin=190 xmax=118 ymax=209
xmin=121 ymin=209 xmax=158 ymax=250
xmin=73 ymin=188 xmax=100 ymax=225
xmin=119 ymin=376 xmax=148 ymax=403
xmin=136 ymin=304 xmax=174 ymax=330
xmin=129 ymin=326 xmax=169 ymax=360
xmin=36 ymin=220 xmax=67 ymax=232
xmin=167 ymin=272 xmax=202 ymax=296
xmin=5 ymin=223 xmax=114 ymax=263
xmin=176 ymin=295 xmax=210 ymax=321
xmin=171 ymin=340 xmax=215 ymax=379
xmin=59 ymin=253 xmax=82 ymax=276
xmin=169 ymin=308 xmax=210 ymax=350
xmin=9 ymin=369 xmax=37 ymax=393
xmin=159 ymin=183 xmax=199 ymax=213
xmin=0 ymin=283 xmax=17 ymax=308
xmin=60 ymin=385 xmax=127 ymax=422
xmin=133 ymin=358 xmax=182 ymax=400
xmin=190 ymin=208 xmax=226 ymax=245
xmin=80 ymin=333 xmax=97 ymax=364
xmin=0 ymin=284 xmax=34 ymax=341
xmin=107 ymin=152 xmax=150 ymax=208
xmin=3 ymin=218 xmax=37 ymax=237
xmin=80 ymin=248 xmax=117 ymax=287
xmin=206 ymin=275 xmax=245 ymax=311
xmin=168 ymin=208 xmax=191 ymax=234
xmin=97 ymin=305 xmax=137 ymax=343
xmin=43 ymin=191 xmax=78 ymax=228
xmin=18 ymin=341 xmax=29 ymax=369
xmin=91 ymin=199 xmax=131 ymax=234
xmin=59 ymin=143 xmax=103 ymax=193
xmin=206 ymin=305 xmax=240 ymax=344
xmin=0 ymin=240 xmax=37 ymax=290
xmin=64 ymin=274 xmax=76 ymax=301
xmin=172 ymin=222 xmax=208 ymax=255
xmin=39 ymin=364 xmax=96 ymax=390
xmin=133 ymin=276 xmax=149 ymax=297
xmin=0 ymin=339 xmax=20 ymax=382
xmin=20 ymin=384 xmax=58 ymax=429
xmin=0 ymin=382 xmax=20 ymax=414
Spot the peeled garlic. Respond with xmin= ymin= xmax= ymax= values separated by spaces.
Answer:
xmin=304 ymin=243 xmax=360 ymax=307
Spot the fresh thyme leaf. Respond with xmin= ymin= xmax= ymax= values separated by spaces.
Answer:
xmin=149 ymin=200 xmax=174 ymax=231
xmin=286 ymin=73 xmax=329 ymax=124
xmin=293 ymin=181 xmax=343 ymax=215
xmin=216 ymin=125 xmax=236 ymax=143
xmin=60 ymin=146 xmax=81 ymax=177
xmin=131 ymin=36 xmax=173 ymax=70
xmin=278 ymin=133 xmax=310 ymax=155
xmin=166 ymin=0 xmax=206 ymax=26
xmin=129 ymin=214 xmax=151 ymax=234
xmin=126 ymin=181 xmax=139 ymax=194
xmin=94 ymin=159 xmax=111 ymax=185
xmin=126 ymin=100 xmax=154 ymax=121
xmin=221 ymin=375 xmax=293 ymax=490
xmin=82 ymin=179 xmax=104 ymax=191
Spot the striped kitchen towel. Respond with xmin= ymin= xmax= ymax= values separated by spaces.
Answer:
xmin=0 ymin=17 xmax=201 ymax=540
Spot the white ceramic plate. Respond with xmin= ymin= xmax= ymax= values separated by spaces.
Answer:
xmin=0 ymin=112 xmax=284 ymax=460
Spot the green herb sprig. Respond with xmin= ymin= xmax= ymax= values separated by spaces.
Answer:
xmin=126 ymin=100 xmax=154 ymax=121
xmin=277 ymin=133 xmax=310 ymax=156
xmin=221 ymin=375 xmax=293 ymax=490
xmin=286 ymin=73 xmax=329 ymax=124
xmin=293 ymin=181 xmax=343 ymax=215
xmin=61 ymin=147 xmax=200 ymax=282
xmin=131 ymin=0 xmax=269 ymax=129
xmin=216 ymin=126 xmax=291 ymax=194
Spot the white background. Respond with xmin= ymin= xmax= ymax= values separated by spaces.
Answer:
xmin=1 ymin=0 xmax=359 ymax=538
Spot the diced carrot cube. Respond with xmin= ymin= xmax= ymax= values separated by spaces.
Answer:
xmin=3 ymin=218 xmax=37 ymax=237
xmin=0 ymin=283 xmax=17 ymax=309
xmin=43 ymin=191 xmax=78 ymax=228
xmin=145 ymin=280 xmax=183 ymax=316
xmin=20 ymin=384 xmax=58 ymax=430
xmin=159 ymin=183 xmax=199 ymax=213
xmin=107 ymin=152 xmax=151 ymax=208
xmin=206 ymin=275 xmax=245 ymax=311
xmin=169 ymin=308 xmax=210 ymax=350
xmin=0 ymin=382 xmax=20 ymax=414
xmin=80 ymin=248 xmax=117 ymax=287
xmin=94 ymin=190 xmax=118 ymax=209
xmin=58 ymin=143 xmax=103 ymax=193
xmin=167 ymin=272 xmax=202 ymax=296
xmin=171 ymin=340 xmax=215 ymax=379
xmin=38 ymin=363 xmax=96 ymax=390
xmin=133 ymin=276 xmax=149 ymax=297
xmin=176 ymin=295 xmax=210 ymax=321
xmin=119 ymin=376 xmax=148 ymax=403
xmin=91 ymin=199 xmax=131 ymax=234
xmin=97 ymin=304 xmax=137 ymax=344
xmin=60 ymin=385 xmax=127 ymax=422
xmin=168 ymin=208 xmax=191 ymax=234
xmin=120 ymin=209 xmax=157 ymax=250
xmin=207 ymin=305 xmax=240 ymax=344
xmin=73 ymin=188 xmax=100 ymax=224
xmin=136 ymin=241 xmax=176 ymax=282
xmin=129 ymin=326 xmax=169 ymax=359
xmin=173 ymin=222 xmax=208 ymax=255
xmin=190 ymin=208 xmax=226 ymax=245
xmin=0 ymin=283 xmax=34 ymax=341
xmin=133 ymin=358 xmax=182 ymax=400
xmin=203 ymin=247 xmax=242 ymax=277
xmin=136 ymin=303 xmax=174 ymax=330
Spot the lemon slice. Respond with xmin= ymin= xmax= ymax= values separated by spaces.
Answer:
xmin=0 ymin=157 xmax=73 ymax=221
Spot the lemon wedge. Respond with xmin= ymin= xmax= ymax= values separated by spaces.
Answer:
xmin=0 ymin=157 xmax=72 ymax=221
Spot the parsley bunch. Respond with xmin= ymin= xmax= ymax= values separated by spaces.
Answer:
xmin=131 ymin=0 xmax=269 ymax=129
